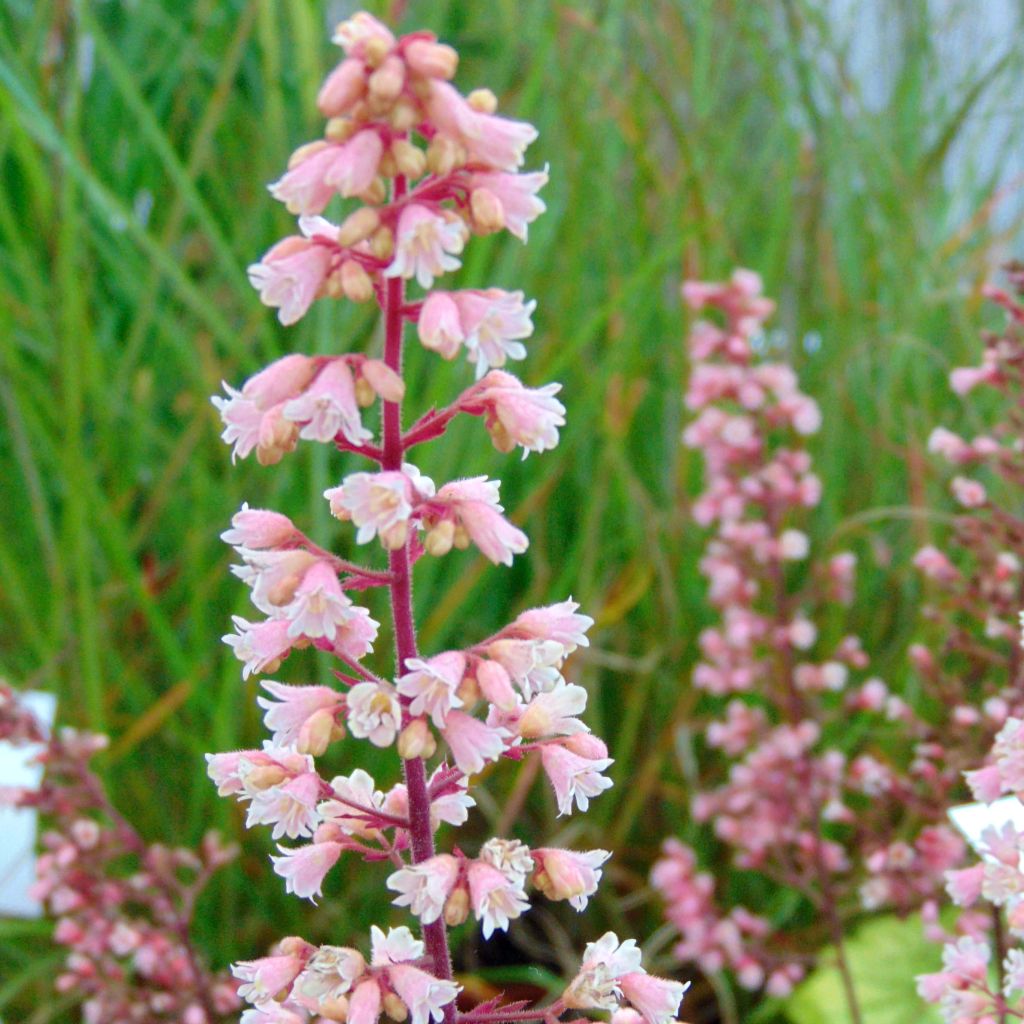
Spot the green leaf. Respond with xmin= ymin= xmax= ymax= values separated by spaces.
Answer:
xmin=785 ymin=915 xmax=944 ymax=1024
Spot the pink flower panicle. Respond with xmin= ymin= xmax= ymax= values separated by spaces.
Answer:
xmin=0 ymin=682 xmax=240 ymax=1023
xmin=207 ymin=14 xmax=688 ymax=1024
xmin=916 ymin=267 xmax=1024 ymax=1022
xmin=655 ymin=271 xmax=969 ymax=1003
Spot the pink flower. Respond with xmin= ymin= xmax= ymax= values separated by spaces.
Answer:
xmin=453 ymin=289 xmax=535 ymax=378
xmin=464 ymin=370 xmax=565 ymax=456
xmin=509 ymin=599 xmax=594 ymax=654
xmin=247 ymin=230 xmax=334 ymax=326
xmin=431 ymin=477 xmax=528 ymax=565
xmin=283 ymin=359 xmax=371 ymax=446
xmin=946 ymin=864 xmax=986 ymax=907
xmin=319 ymin=770 xmax=387 ymax=839
xmin=285 ymin=562 xmax=358 ymax=642
xmin=384 ymin=205 xmax=466 ymax=289
xmin=213 ymin=354 xmax=318 ymax=459
xmin=293 ymin=944 xmax=366 ymax=1007
xmin=441 ymin=711 xmax=508 ymax=775
xmin=325 ymin=466 xmax=434 ymax=548
xmin=387 ymin=963 xmax=460 ymax=1024
xmin=952 ymin=475 xmax=987 ymax=508
xmin=484 ymin=638 xmax=564 ymax=697
xmin=270 ymin=131 xmax=384 ymax=214
xmin=247 ymin=771 xmax=323 ymax=840
xmin=223 ymin=616 xmax=294 ymax=678
xmin=505 ymin=682 xmax=589 ymax=739
xmin=331 ymin=602 xmax=380 ymax=663
xmin=539 ymin=739 xmax=614 ymax=815
xmin=619 ymin=973 xmax=688 ymax=1024
xmin=232 ymin=549 xmax=319 ymax=615
xmin=467 ymin=861 xmax=530 ymax=938
xmin=532 ymin=848 xmax=610 ymax=910
xmin=257 ymin=682 xmax=343 ymax=750
xmin=271 ymin=841 xmax=343 ymax=901
xmin=345 ymin=682 xmax=401 ymax=747
xmin=317 ymin=58 xmax=367 ymax=117
xmin=465 ymin=170 xmax=548 ymax=241
xmin=386 ymin=854 xmax=461 ymax=924
xmin=966 ymin=763 xmax=1004 ymax=803
xmin=565 ymin=932 xmax=643 ymax=1010
xmin=232 ymin=953 xmax=304 ymax=1005
xmin=221 ymin=504 xmax=299 ymax=549
xmin=427 ymin=80 xmax=537 ymax=170
xmin=478 ymin=836 xmax=534 ymax=882
xmin=418 ymin=292 xmax=465 ymax=359
xmin=396 ymin=652 xmax=466 ymax=728
xmin=913 ymin=544 xmax=959 ymax=583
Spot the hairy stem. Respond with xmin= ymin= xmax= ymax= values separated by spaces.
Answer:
xmin=381 ymin=173 xmax=456 ymax=1015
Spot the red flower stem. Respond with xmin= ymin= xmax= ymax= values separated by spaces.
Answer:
xmin=459 ymin=1001 xmax=565 ymax=1024
xmin=381 ymin=172 xmax=456 ymax=1015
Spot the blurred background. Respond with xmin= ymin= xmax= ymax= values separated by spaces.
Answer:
xmin=2 ymin=0 xmax=1023 ymax=1020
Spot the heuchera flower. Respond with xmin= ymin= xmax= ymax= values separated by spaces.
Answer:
xmin=205 ymin=15 xmax=688 ymax=1024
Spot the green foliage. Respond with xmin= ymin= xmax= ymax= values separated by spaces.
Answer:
xmin=0 ymin=0 xmax=1021 ymax=1020
xmin=785 ymin=914 xmax=944 ymax=1024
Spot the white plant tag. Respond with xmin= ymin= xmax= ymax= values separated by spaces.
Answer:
xmin=0 ymin=691 xmax=57 ymax=917
xmin=948 ymin=795 xmax=1024 ymax=858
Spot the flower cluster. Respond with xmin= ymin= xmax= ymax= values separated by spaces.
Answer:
xmin=0 ymin=682 xmax=240 ymax=1024
xmin=917 ymin=713 xmax=1024 ymax=1022
xmin=653 ymin=271 xmax=969 ymax=1010
xmin=208 ymin=14 xmax=687 ymax=1024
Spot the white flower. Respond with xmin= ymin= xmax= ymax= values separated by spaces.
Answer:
xmin=346 ymin=682 xmax=401 ymax=747
xmin=370 ymin=925 xmax=424 ymax=966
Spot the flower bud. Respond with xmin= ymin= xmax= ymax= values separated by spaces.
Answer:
xmin=456 ymin=671 xmax=480 ymax=707
xmin=297 ymin=708 xmax=338 ymax=756
xmin=426 ymin=135 xmax=464 ymax=176
xmin=360 ymin=178 xmax=388 ymax=206
xmin=337 ymin=207 xmax=381 ymax=248
xmin=361 ymin=359 xmax=406 ymax=403
xmin=383 ymin=993 xmax=408 ymax=1021
xmin=380 ymin=520 xmax=410 ymax=551
xmin=443 ymin=885 xmax=470 ymax=926
xmin=321 ymin=996 xmax=350 ymax=1022
xmin=476 ymin=659 xmax=518 ymax=711
xmin=390 ymin=98 xmax=420 ymax=131
xmin=341 ymin=260 xmax=375 ymax=303
xmin=404 ymin=39 xmax=458 ymax=79
xmin=467 ymin=88 xmax=497 ymax=113
xmin=325 ymin=117 xmax=357 ymax=143
xmin=424 ymin=519 xmax=455 ymax=557
xmin=370 ymin=226 xmax=394 ymax=260
xmin=453 ymin=524 xmax=471 ymax=550
xmin=398 ymin=719 xmax=437 ymax=760
xmin=318 ymin=59 xmax=366 ymax=117
xmin=368 ymin=55 xmax=405 ymax=103
xmin=391 ymin=139 xmax=427 ymax=179
xmin=364 ymin=35 xmax=391 ymax=67
xmin=355 ymin=376 xmax=376 ymax=407
xmin=378 ymin=150 xmax=398 ymax=178
xmin=470 ymin=188 xmax=505 ymax=233
xmin=256 ymin=407 xmax=299 ymax=466
xmin=244 ymin=765 xmax=288 ymax=790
